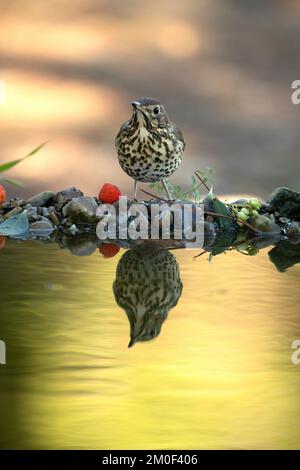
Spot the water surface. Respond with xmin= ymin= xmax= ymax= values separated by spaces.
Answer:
xmin=0 ymin=240 xmax=299 ymax=449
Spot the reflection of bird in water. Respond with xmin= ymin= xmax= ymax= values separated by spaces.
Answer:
xmin=113 ymin=248 xmax=183 ymax=347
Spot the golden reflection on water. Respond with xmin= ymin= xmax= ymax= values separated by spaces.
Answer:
xmin=0 ymin=241 xmax=299 ymax=449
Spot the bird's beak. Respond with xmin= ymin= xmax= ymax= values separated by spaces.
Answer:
xmin=131 ymin=100 xmax=141 ymax=110
xmin=128 ymin=336 xmax=138 ymax=348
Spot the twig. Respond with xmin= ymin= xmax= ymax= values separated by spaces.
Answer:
xmin=139 ymin=188 xmax=169 ymax=202
xmin=204 ymin=210 xmax=259 ymax=233
xmin=135 ymin=190 xmax=259 ymax=233
xmin=194 ymin=171 xmax=210 ymax=192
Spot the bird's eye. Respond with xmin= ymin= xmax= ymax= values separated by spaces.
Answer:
xmin=153 ymin=106 xmax=160 ymax=116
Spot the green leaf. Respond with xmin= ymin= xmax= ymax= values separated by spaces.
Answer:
xmin=0 ymin=178 xmax=24 ymax=187
xmin=0 ymin=212 xmax=29 ymax=237
xmin=205 ymin=192 xmax=233 ymax=230
xmin=210 ymin=231 xmax=236 ymax=256
xmin=0 ymin=142 xmax=46 ymax=174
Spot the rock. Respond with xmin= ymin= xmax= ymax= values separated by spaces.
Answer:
xmin=0 ymin=212 xmax=29 ymax=236
xmin=267 ymin=187 xmax=300 ymax=220
xmin=7 ymin=198 xmax=26 ymax=208
xmin=69 ymin=224 xmax=78 ymax=235
xmin=286 ymin=221 xmax=300 ymax=237
xmin=0 ymin=201 xmax=11 ymax=211
xmin=3 ymin=206 xmax=23 ymax=220
xmin=54 ymin=187 xmax=83 ymax=210
xmin=30 ymin=220 xmax=54 ymax=237
xmin=42 ymin=207 xmax=50 ymax=217
xmin=231 ymin=198 xmax=248 ymax=205
xmin=39 ymin=216 xmax=52 ymax=223
xmin=252 ymin=215 xmax=281 ymax=234
xmin=203 ymin=221 xmax=216 ymax=249
xmin=259 ymin=202 xmax=272 ymax=214
xmin=69 ymin=240 xmax=97 ymax=256
xmin=251 ymin=234 xmax=281 ymax=250
xmin=27 ymin=191 xmax=55 ymax=207
xmin=279 ymin=217 xmax=290 ymax=224
xmin=24 ymin=205 xmax=38 ymax=221
xmin=265 ymin=213 xmax=275 ymax=222
xmin=62 ymin=196 xmax=98 ymax=224
xmin=269 ymin=241 xmax=300 ymax=272
xmin=49 ymin=211 xmax=60 ymax=225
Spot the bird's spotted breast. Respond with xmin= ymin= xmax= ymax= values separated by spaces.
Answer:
xmin=116 ymin=122 xmax=183 ymax=183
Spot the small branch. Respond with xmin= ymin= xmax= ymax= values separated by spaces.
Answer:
xmin=194 ymin=171 xmax=210 ymax=192
xmin=139 ymin=188 xmax=169 ymax=201
xmin=204 ymin=210 xmax=259 ymax=233
xmin=137 ymin=191 xmax=259 ymax=233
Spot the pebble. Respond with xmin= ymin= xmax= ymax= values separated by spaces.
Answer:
xmin=286 ymin=221 xmax=300 ymax=237
xmin=26 ymin=191 xmax=55 ymax=207
xmin=62 ymin=196 xmax=98 ymax=224
xmin=69 ymin=224 xmax=79 ymax=235
xmin=252 ymin=215 xmax=281 ymax=234
xmin=3 ymin=206 xmax=23 ymax=220
xmin=24 ymin=206 xmax=38 ymax=221
xmin=69 ymin=240 xmax=97 ymax=256
xmin=30 ymin=220 xmax=54 ymax=237
xmin=49 ymin=212 xmax=60 ymax=225
xmin=42 ymin=207 xmax=50 ymax=217
xmin=279 ymin=217 xmax=290 ymax=224
xmin=54 ymin=187 xmax=84 ymax=210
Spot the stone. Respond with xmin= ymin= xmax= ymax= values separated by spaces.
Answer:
xmin=30 ymin=220 xmax=54 ymax=237
xmin=62 ymin=196 xmax=98 ymax=224
xmin=49 ymin=212 xmax=60 ymax=225
xmin=251 ymin=234 xmax=281 ymax=250
xmin=0 ymin=201 xmax=11 ymax=210
xmin=267 ymin=187 xmax=300 ymax=220
xmin=26 ymin=191 xmax=55 ymax=207
xmin=24 ymin=206 xmax=38 ymax=221
xmin=8 ymin=198 xmax=26 ymax=208
xmin=278 ymin=217 xmax=290 ymax=224
xmin=3 ymin=206 xmax=23 ymax=220
xmin=260 ymin=202 xmax=272 ymax=214
xmin=286 ymin=221 xmax=300 ymax=237
xmin=42 ymin=207 xmax=50 ymax=217
xmin=252 ymin=215 xmax=281 ymax=234
xmin=69 ymin=240 xmax=97 ymax=256
xmin=269 ymin=241 xmax=300 ymax=272
xmin=54 ymin=187 xmax=84 ymax=210
xmin=39 ymin=216 xmax=52 ymax=223
xmin=0 ymin=212 xmax=29 ymax=236
xmin=69 ymin=224 xmax=79 ymax=235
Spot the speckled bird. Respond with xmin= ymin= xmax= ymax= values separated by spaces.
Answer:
xmin=115 ymin=97 xmax=185 ymax=199
xmin=113 ymin=248 xmax=183 ymax=347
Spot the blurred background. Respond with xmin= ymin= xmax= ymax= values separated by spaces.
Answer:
xmin=0 ymin=0 xmax=299 ymax=199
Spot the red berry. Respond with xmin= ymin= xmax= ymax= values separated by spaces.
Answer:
xmin=99 ymin=244 xmax=120 ymax=258
xmin=0 ymin=185 xmax=6 ymax=204
xmin=98 ymin=183 xmax=121 ymax=204
xmin=0 ymin=237 xmax=5 ymax=250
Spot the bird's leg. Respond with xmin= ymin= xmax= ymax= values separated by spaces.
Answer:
xmin=133 ymin=180 xmax=138 ymax=200
xmin=162 ymin=179 xmax=172 ymax=200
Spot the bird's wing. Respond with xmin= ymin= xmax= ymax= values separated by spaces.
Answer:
xmin=115 ymin=120 xmax=130 ymax=146
xmin=172 ymin=124 xmax=186 ymax=151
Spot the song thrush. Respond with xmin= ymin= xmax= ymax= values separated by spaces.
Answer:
xmin=113 ymin=248 xmax=183 ymax=347
xmin=115 ymin=97 xmax=185 ymax=199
